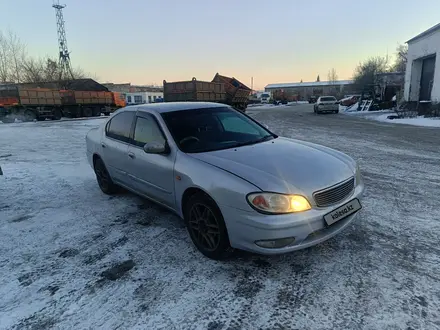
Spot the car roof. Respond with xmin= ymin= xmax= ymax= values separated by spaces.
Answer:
xmin=119 ymin=102 xmax=227 ymax=114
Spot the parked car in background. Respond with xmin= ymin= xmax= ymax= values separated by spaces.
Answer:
xmin=314 ymin=96 xmax=340 ymax=114
xmin=86 ymin=102 xmax=364 ymax=259
xmin=260 ymin=93 xmax=271 ymax=104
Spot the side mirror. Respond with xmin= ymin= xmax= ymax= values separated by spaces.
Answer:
xmin=143 ymin=141 xmax=169 ymax=154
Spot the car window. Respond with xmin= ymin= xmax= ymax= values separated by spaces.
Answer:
xmin=217 ymin=112 xmax=260 ymax=135
xmin=133 ymin=115 xmax=165 ymax=147
xmin=320 ymin=97 xmax=336 ymax=102
xmin=106 ymin=111 xmax=135 ymax=142
xmin=161 ymin=106 xmax=274 ymax=153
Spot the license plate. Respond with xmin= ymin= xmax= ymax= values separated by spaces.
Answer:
xmin=324 ymin=199 xmax=362 ymax=226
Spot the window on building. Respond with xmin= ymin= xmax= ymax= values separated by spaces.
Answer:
xmin=153 ymin=95 xmax=157 ymax=101
xmin=134 ymin=95 xmax=142 ymax=104
xmin=127 ymin=95 xmax=132 ymax=103
xmin=148 ymin=96 xmax=152 ymax=103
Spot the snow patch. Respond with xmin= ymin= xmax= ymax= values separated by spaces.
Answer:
xmin=375 ymin=114 xmax=440 ymax=127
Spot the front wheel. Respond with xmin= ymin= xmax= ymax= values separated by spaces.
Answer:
xmin=184 ymin=193 xmax=233 ymax=260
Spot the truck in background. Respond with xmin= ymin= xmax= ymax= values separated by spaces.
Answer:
xmin=0 ymin=86 xmax=63 ymax=122
xmin=259 ymin=92 xmax=271 ymax=104
xmin=211 ymin=73 xmax=251 ymax=111
xmin=60 ymin=90 xmax=125 ymax=117
xmin=0 ymin=81 xmax=126 ymax=122
xmin=163 ymin=73 xmax=251 ymax=111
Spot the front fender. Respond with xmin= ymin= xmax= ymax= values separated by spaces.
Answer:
xmin=173 ymin=151 xmax=260 ymax=218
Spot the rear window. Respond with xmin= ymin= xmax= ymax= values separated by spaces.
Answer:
xmin=320 ymin=97 xmax=336 ymax=102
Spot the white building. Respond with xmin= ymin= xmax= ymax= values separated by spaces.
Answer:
xmin=125 ymin=91 xmax=164 ymax=105
xmin=404 ymin=23 xmax=440 ymax=102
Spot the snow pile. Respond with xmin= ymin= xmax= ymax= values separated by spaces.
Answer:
xmin=375 ymin=114 xmax=440 ymax=127
xmin=342 ymin=108 xmax=440 ymax=127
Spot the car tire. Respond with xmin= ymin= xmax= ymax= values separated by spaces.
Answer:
xmin=94 ymin=157 xmax=119 ymax=195
xmin=184 ymin=192 xmax=233 ymax=260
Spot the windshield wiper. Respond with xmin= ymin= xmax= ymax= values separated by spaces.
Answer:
xmin=231 ymin=134 xmax=275 ymax=148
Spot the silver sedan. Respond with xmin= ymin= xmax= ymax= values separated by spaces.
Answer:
xmin=86 ymin=102 xmax=364 ymax=259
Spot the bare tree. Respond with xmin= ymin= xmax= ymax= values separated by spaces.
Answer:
xmin=353 ymin=56 xmax=389 ymax=88
xmin=327 ymin=68 xmax=338 ymax=84
xmin=316 ymin=75 xmax=320 ymax=82
xmin=0 ymin=32 xmax=9 ymax=82
xmin=6 ymin=31 xmax=26 ymax=83
xmin=20 ymin=56 xmax=87 ymax=83
xmin=391 ymin=44 xmax=408 ymax=72
xmin=0 ymin=30 xmax=27 ymax=83
xmin=1 ymin=29 xmax=89 ymax=84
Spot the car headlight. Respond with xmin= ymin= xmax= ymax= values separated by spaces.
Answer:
xmin=355 ymin=163 xmax=362 ymax=185
xmin=247 ymin=192 xmax=311 ymax=214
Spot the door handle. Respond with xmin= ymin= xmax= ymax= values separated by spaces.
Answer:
xmin=128 ymin=152 xmax=135 ymax=159
xmin=101 ymin=143 xmax=106 ymax=148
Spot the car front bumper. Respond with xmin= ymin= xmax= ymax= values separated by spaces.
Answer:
xmin=221 ymin=183 xmax=364 ymax=255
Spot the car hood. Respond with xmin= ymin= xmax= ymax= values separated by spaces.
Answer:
xmin=189 ymin=137 xmax=355 ymax=194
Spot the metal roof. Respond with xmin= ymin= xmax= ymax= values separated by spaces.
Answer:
xmin=265 ymin=80 xmax=354 ymax=89
xmin=406 ymin=22 xmax=440 ymax=44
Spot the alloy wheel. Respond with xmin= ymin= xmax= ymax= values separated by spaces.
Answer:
xmin=188 ymin=203 xmax=220 ymax=251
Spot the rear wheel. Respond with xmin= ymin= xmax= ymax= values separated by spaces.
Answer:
xmin=94 ymin=157 xmax=119 ymax=194
xmin=53 ymin=108 xmax=62 ymax=120
xmin=184 ymin=192 xmax=233 ymax=260
xmin=92 ymin=107 xmax=102 ymax=117
xmin=83 ymin=107 xmax=93 ymax=117
xmin=23 ymin=109 xmax=36 ymax=122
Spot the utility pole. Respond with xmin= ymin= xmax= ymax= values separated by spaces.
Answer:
xmin=251 ymin=77 xmax=253 ymax=92
xmin=53 ymin=1 xmax=74 ymax=82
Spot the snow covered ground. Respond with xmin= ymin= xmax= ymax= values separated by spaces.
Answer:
xmin=1 ymin=108 xmax=440 ymax=329
xmin=341 ymin=107 xmax=440 ymax=128
xmin=367 ymin=113 xmax=440 ymax=128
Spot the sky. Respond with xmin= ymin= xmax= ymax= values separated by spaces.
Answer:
xmin=1 ymin=0 xmax=439 ymax=90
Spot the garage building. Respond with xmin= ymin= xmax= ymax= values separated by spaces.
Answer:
xmin=404 ymin=23 xmax=440 ymax=103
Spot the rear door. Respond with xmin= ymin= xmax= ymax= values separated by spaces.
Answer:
xmin=101 ymin=111 xmax=135 ymax=185
xmin=126 ymin=111 xmax=176 ymax=208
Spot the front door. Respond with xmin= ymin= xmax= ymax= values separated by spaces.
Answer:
xmin=419 ymin=56 xmax=436 ymax=101
xmin=126 ymin=112 xmax=176 ymax=208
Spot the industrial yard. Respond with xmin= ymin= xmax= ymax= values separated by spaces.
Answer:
xmin=1 ymin=104 xmax=439 ymax=329
xmin=1 ymin=0 xmax=440 ymax=329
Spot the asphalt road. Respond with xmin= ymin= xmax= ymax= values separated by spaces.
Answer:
xmin=1 ymin=107 xmax=440 ymax=330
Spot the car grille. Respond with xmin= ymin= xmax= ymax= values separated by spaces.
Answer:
xmin=313 ymin=177 xmax=355 ymax=207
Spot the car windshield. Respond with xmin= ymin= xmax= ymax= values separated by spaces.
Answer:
xmin=161 ymin=107 xmax=276 ymax=153
xmin=320 ymin=97 xmax=336 ymax=102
